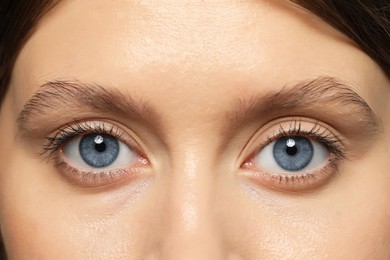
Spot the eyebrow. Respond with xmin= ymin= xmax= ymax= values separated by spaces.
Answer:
xmin=17 ymin=81 xmax=158 ymax=133
xmin=228 ymin=76 xmax=380 ymax=135
xmin=18 ymin=76 xmax=380 ymax=137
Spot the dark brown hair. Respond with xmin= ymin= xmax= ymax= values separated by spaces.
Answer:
xmin=293 ymin=0 xmax=390 ymax=72
xmin=0 ymin=0 xmax=59 ymax=108
xmin=0 ymin=0 xmax=389 ymax=258
xmin=0 ymin=1 xmax=389 ymax=107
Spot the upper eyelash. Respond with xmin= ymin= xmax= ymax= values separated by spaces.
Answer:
xmin=265 ymin=119 xmax=347 ymax=160
xmin=42 ymin=121 xmax=123 ymax=158
xmin=43 ymin=119 xmax=346 ymax=169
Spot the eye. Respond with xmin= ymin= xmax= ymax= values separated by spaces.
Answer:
xmin=63 ymin=133 xmax=136 ymax=169
xmin=240 ymin=119 xmax=347 ymax=192
xmin=43 ymin=121 xmax=150 ymax=188
xmin=254 ymin=136 xmax=328 ymax=172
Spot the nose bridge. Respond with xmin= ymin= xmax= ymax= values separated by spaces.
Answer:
xmin=160 ymin=146 xmax=225 ymax=260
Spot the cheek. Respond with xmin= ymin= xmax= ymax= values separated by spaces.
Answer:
xmin=0 ymin=155 xmax=160 ymax=259
xmin=218 ymin=155 xmax=390 ymax=259
xmin=333 ymin=145 xmax=390 ymax=258
xmin=0 ymin=118 xmax=157 ymax=258
xmin=0 ymin=149 xmax=167 ymax=258
xmin=217 ymin=180 xmax=334 ymax=259
xmin=0 ymin=147 xmax=81 ymax=258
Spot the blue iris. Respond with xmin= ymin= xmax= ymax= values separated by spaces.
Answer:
xmin=273 ymin=136 xmax=313 ymax=171
xmin=79 ymin=134 xmax=119 ymax=168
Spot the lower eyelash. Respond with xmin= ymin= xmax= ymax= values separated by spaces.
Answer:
xmin=56 ymin=160 xmax=144 ymax=188
xmin=243 ymin=157 xmax=341 ymax=193
xmin=269 ymin=157 xmax=339 ymax=183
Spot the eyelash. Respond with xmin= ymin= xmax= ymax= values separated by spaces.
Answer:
xmin=42 ymin=121 xmax=147 ymax=188
xmin=43 ymin=121 xmax=123 ymax=157
xmin=43 ymin=119 xmax=345 ymax=191
xmin=242 ymin=119 xmax=347 ymax=191
xmin=270 ymin=120 xmax=346 ymax=159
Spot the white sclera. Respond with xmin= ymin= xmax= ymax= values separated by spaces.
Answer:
xmin=62 ymin=136 xmax=137 ymax=170
xmin=253 ymin=138 xmax=329 ymax=173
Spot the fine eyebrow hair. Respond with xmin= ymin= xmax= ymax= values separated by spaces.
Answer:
xmin=17 ymin=81 xmax=158 ymax=132
xmin=18 ymin=77 xmax=380 ymax=136
xmin=228 ymin=76 xmax=380 ymax=134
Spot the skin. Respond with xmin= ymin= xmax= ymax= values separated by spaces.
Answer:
xmin=0 ymin=0 xmax=390 ymax=259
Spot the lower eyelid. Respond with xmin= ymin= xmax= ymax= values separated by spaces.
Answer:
xmin=55 ymin=159 xmax=150 ymax=188
xmin=240 ymin=156 xmax=341 ymax=193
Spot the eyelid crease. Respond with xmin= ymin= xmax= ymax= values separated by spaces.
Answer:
xmin=41 ymin=120 xmax=141 ymax=161
xmin=240 ymin=118 xmax=347 ymax=168
xmin=227 ymin=76 xmax=381 ymax=138
xmin=273 ymin=120 xmax=347 ymax=159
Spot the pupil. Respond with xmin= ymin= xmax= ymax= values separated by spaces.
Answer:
xmin=273 ymin=136 xmax=313 ymax=172
xmin=286 ymin=144 xmax=298 ymax=156
xmin=94 ymin=137 xmax=107 ymax=153
xmin=79 ymin=134 xmax=119 ymax=168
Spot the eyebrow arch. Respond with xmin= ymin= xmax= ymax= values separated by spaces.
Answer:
xmin=18 ymin=76 xmax=380 ymax=138
xmin=229 ymin=76 xmax=381 ymax=134
xmin=17 ymin=81 xmax=158 ymax=133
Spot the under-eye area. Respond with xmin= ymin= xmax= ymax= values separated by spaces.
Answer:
xmin=42 ymin=120 xmax=150 ymax=188
xmin=240 ymin=118 xmax=347 ymax=192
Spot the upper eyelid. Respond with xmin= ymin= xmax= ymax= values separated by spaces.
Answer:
xmin=42 ymin=120 xmax=140 ymax=158
xmin=238 ymin=118 xmax=347 ymax=166
xmin=271 ymin=121 xmax=345 ymax=147
xmin=268 ymin=125 xmax=346 ymax=159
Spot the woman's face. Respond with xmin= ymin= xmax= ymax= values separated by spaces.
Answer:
xmin=0 ymin=0 xmax=389 ymax=259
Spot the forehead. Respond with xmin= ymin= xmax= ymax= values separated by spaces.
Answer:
xmin=12 ymin=0 xmax=382 ymax=112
